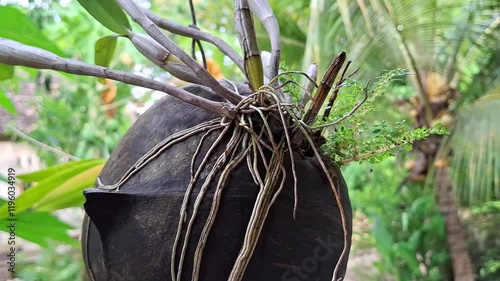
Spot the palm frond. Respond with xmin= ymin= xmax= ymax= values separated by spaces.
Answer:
xmin=302 ymin=0 xmax=498 ymax=79
xmin=438 ymin=93 xmax=500 ymax=206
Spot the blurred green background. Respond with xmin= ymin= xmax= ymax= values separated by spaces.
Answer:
xmin=0 ymin=0 xmax=498 ymax=280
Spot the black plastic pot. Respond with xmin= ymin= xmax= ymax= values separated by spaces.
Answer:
xmin=82 ymin=84 xmax=352 ymax=281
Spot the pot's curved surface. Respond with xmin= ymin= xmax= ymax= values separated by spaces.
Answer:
xmin=82 ymin=83 xmax=352 ymax=281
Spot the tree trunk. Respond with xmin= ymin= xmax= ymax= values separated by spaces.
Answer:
xmin=410 ymin=77 xmax=474 ymax=281
xmin=436 ymin=167 xmax=475 ymax=281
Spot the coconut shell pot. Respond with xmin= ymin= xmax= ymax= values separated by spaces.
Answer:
xmin=82 ymin=83 xmax=352 ymax=281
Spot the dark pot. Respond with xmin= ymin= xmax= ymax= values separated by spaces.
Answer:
xmin=82 ymin=83 xmax=352 ymax=281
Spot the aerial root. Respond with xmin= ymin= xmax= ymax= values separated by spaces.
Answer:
xmin=98 ymin=84 xmax=348 ymax=281
xmin=191 ymin=132 xmax=250 ymax=281
xmin=176 ymin=123 xmax=242 ymax=281
xmin=287 ymin=110 xmax=349 ymax=281
xmin=172 ymin=121 xmax=232 ymax=281
xmin=96 ymin=118 xmax=223 ymax=191
xmin=171 ymin=87 xmax=296 ymax=281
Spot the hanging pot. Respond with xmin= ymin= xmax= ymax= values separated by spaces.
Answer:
xmin=82 ymin=83 xmax=352 ymax=281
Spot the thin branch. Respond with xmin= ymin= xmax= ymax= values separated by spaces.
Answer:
xmin=322 ymin=60 xmax=352 ymax=121
xmin=188 ymin=0 xmax=197 ymax=25
xmin=313 ymin=81 xmax=369 ymax=130
xmin=116 ymin=0 xmax=242 ymax=104
xmin=187 ymin=0 xmax=207 ymax=69
xmin=266 ymin=70 xmax=318 ymax=103
xmin=287 ymin=112 xmax=350 ymax=281
xmin=190 ymin=35 xmax=207 ymax=69
xmin=191 ymin=36 xmax=198 ymax=64
xmin=7 ymin=125 xmax=79 ymax=161
xmin=145 ymin=10 xmax=244 ymax=73
xmin=273 ymin=80 xmax=310 ymax=93
xmin=196 ymin=39 xmax=207 ymax=69
xmin=348 ymin=67 xmax=359 ymax=78
xmin=341 ymin=143 xmax=397 ymax=164
xmin=268 ymin=70 xmax=318 ymax=88
xmin=0 ymin=38 xmax=235 ymax=118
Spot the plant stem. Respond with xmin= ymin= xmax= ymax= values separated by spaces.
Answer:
xmin=0 ymin=38 xmax=235 ymax=118
xmin=341 ymin=144 xmax=397 ymax=164
xmin=145 ymin=10 xmax=244 ymax=73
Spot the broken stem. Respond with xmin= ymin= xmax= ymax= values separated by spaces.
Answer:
xmin=303 ymin=52 xmax=347 ymax=125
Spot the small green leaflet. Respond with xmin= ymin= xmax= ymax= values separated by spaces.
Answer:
xmin=95 ymin=35 xmax=118 ymax=84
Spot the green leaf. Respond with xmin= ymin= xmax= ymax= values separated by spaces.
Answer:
xmin=0 ymin=89 xmax=16 ymax=115
xmin=17 ymin=159 xmax=102 ymax=182
xmin=95 ymin=35 xmax=118 ymax=84
xmin=0 ymin=6 xmax=65 ymax=56
xmin=36 ymin=163 xmax=104 ymax=211
xmin=0 ymin=206 xmax=77 ymax=248
xmin=442 ymin=94 xmax=500 ymax=206
xmin=245 ymin=56 xmax=264 ymax=90
xmin=0 ymin=159 xmax=106 ymax=220
xmin=0 ymin=63 xmax=14 ymax=80
xmin=76 ymin=0 xmax=132 ymax=35
xmin=372 ymin=215 xmax=393 ymax=251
